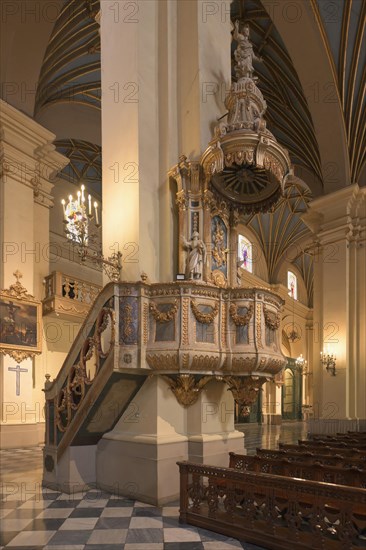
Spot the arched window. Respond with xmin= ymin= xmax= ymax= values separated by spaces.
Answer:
xmin=238 ymin=235 xmax=253 ymax=273
xmin=288 ymin=270 xmax=298 ymax=300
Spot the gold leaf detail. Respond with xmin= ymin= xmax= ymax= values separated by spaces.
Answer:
xmin=229 ymin=304 xmax=253 ymax=326
xmin=191 ymin=300 xmax=219 ymax=324
xmin=149 ymin=300 xmax=178 ymax=323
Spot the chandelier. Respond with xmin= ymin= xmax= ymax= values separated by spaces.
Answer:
xmin=320 ymin=349 xmax=336 ymax=376
xmin=296 ymin=354 xmax=309 ymax=375
xmin=61 ymin=184 xmax=122 ymax=282
xmin=286 ymin=287 xmax=300 ymax=343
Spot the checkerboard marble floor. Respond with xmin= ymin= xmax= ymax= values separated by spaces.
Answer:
xmin=0 ymin=423 xmax=307 ymax=549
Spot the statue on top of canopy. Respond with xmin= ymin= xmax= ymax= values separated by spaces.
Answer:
xmin=233 ymin=20 xmax=262 ymax=81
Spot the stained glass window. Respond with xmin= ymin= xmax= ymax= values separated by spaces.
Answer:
xmin=238 ymin=235 xmax=253 ymax=273
xmin=288 ymin=271 xmax=298 ymax=300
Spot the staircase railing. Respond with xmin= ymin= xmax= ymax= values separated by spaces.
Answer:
xmin=44 ymin=283 xmax=119 ymax=458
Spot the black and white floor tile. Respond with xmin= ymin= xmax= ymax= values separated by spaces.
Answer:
xmin=0 ymin=423 xmax=307 ymax=549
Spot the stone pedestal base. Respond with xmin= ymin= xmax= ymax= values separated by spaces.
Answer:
xmin=188 ymin=431 xmax=245 ymax=466
xmin=43 ymin=445 xmax=96 ymax=494
xmin=96 ymin=435 xmax=188 ymax=505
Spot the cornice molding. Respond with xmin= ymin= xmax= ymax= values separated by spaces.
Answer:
xmin=302 ymin=185 xmax=365 ymax=237
xmin=0 ymin=100 xmax=69 ymax=209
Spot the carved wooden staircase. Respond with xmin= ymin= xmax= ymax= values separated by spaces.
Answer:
xmin=43 ymin=283 xmax=148 ymax=483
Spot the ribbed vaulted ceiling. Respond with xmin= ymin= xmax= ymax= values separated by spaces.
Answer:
xmin=55 ymin=139 xmax=102 ymax=197
xmin=312 ymin=0 xmax=365 ymax=183
xmin=35 ymin=0 xmax=100 ymax=114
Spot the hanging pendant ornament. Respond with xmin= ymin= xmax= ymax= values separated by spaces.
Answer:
xmin=201 ymin=21 xmax=292 ymax=214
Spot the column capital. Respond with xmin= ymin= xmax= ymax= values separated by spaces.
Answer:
xmin=302 ymin=184 xmax=366 ymax=242
xmin=0 ymin=100 xmax=69 ymax=209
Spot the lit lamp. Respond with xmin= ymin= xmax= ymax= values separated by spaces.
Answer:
xmin=295 ymin=353 xmax=308 ymax=370
xmin=61 ymin=183 xmax=122 ymax=282
xmin=287 ymin=287 xmax=299 ymax=343
xmin=320 ymin=348 xmax=336 ymax=376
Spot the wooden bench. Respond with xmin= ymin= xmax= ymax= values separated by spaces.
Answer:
xmin=312 ymin=432 xmax=366 ymax=441
xmin=178 ymin=460 xmax=366 ymax=550
xmin=299 ymin=439 xmax=366 ymax=450
xmin=227 ymin=452 xmax=366 ymax=488
xmin=279 ymin=442 xmax=366 ymax=458
xmin=256 ymin=447 xmax=366 ymax=469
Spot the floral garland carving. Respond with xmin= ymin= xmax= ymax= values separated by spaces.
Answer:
xmin=263 ymin=306 xmax=281 ymax=330
xmin=229 ymin=303 xmax=253 ymax=326
xmin=191 ymin=300 xmax=219 ymax=324
xmin=149 ymin=300 xmax=178 ymax=323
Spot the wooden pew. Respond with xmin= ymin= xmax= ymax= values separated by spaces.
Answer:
xmin=178 ymin=461 xmax=366 ymax=550
xmin=256 ymin=447 xmax=366 ymax=469
xmin=279 ymin=442 xmax=366 ymax=458
xmin=299 ymin=439 xmax=366 ymax=449
xmin=312 ymin=432 xmax=366 ymax=441
xmin=227 ymin=452 xmax=366 ymax=488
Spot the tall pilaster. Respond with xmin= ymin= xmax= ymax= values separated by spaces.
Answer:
xmin=303 ymin=184 xmax=366 ymax=431
xmin=0 ymin=99 xmax=68 ymax=447
xmin=101 ymin=0 xmax=231 ymax=283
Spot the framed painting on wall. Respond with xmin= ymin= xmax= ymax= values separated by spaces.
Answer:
xmin=0 ymin=271 xmax=42 ymax=362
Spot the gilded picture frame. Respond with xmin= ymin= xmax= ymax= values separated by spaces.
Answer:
xmin=0 ymin=271 xmax=42 ymax=362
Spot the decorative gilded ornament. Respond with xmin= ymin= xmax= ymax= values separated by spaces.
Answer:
xmin=223 ymin=375 xmax=266 ymax=413
xmin=161 ymin=374 xmax=212 ymax=407
xmin=263 ymin=305 xmax=281 ymax=330
xmin=149 ymin=300 xmax=178 ymax=323
xmin=201 ymin=23 xmax=291 ymax=214
xmin=191 ymin=300 xmax=219 ymax=324
xmin=229 ymin=303 xmax=253 ymax=326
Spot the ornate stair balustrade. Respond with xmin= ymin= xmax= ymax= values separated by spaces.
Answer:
xmin=42 ymin=271 xmax=102 ymax=320
xmin=43 ymin=281 xmax=286 ymax=480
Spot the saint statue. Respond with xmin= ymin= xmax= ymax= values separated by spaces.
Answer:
xmin=182 ymin=232 xmax=206 ymax=280
xmin=212 ymin=220 xmax=229 ymax=268
xmin=233 ymin=21 xmax=262 ymax=80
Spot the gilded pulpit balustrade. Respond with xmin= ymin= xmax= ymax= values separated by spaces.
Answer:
xmin=44 ymin=280 xmax=285 ymax=467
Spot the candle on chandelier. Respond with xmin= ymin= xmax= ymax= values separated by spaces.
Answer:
xmin=88 ymin=194 xmax=92 ymax=215
xmin=68 ymin=195 xmax=73 ymax=208
xmin=81 ymin=184 xmax=85 ymax=202
xmin=61 ymin=199 xmax=67 ymax=220
xmin=94 ymin=201 xmax=99 ymax=225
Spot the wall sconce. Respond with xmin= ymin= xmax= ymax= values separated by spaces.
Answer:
xmin=320 ymin=350 xmax=336 ymax=376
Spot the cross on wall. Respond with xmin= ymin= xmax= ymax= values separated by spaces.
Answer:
xmin=8 ymin=364 xmax=28 ymax=396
